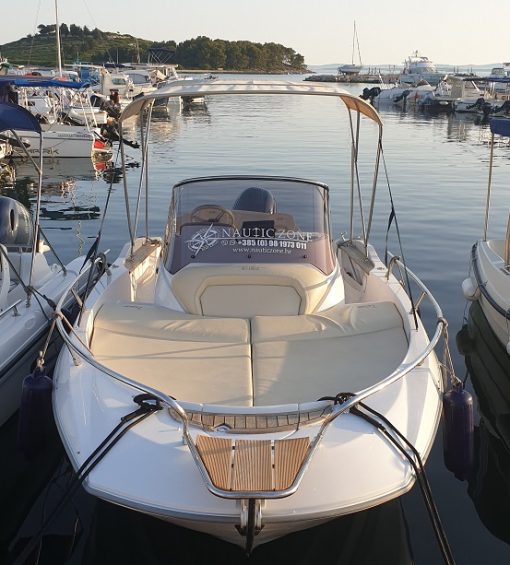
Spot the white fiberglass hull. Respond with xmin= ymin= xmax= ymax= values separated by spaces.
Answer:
xmin=0 ymin=255 xmax=86 ymax=425
xmin=52 ymin=240 xmax=443 ymax=549
xmin=469 ymin=240 xmax=510 ymax=352
xmin=12 ymin=125 xmax=100 ymax=159
xmin=399 ymin=72 xmax=445 ymax=86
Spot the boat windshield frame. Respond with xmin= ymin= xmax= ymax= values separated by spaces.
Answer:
xmin=163 ymin=175 xmax=335 ymax=275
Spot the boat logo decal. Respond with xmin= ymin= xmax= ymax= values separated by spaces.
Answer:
xmin=187 ymin=225 xmax=220 ymax=253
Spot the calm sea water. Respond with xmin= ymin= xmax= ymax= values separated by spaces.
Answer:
xmin=2 ymin=74 xmax=510 ymax=564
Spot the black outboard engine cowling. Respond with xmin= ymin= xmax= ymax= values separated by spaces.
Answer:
xmin=0 ymin=196 xmax=34 ymax=250
xmin=233 ymin=187 xmax=276 ymax=213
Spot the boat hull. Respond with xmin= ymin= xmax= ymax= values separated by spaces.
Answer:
xmin=470 ymin=240 xmax=510 ymax=352
xmin=11 ymin=126 xmax=101 ymax=159
xmin=0 ymin=255 xmax=88 ymax=425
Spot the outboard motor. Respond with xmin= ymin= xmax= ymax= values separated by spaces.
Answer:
xmin=360 ymin=86 xmax=382 ymax=104
xmin=233 ymin=187 xmax=276 ymax=213
xmin=0 ymin=195 xmax=33 ymax=250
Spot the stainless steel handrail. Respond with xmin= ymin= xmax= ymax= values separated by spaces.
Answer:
xmin=54 ymin=256 xmax=445 ymax=500
xmin=0 ymin=298 xmax=22 ymax=319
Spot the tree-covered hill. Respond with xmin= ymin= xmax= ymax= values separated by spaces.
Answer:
xmin=0 ymin=24 xmax=307 ymax=73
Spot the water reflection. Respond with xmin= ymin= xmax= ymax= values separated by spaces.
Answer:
xmin=458 ymin=301 xmax=510 ymax=546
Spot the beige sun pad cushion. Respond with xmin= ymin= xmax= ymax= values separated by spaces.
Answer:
xmin=91 ymin=303 xmax=253 ymax=406
xmin=251 ymin=302 xmax=408 ymax=406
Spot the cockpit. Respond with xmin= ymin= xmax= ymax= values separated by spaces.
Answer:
xmin=164 ymin=176 xmax=335 ymax=275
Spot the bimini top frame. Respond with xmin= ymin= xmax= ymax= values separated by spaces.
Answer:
xmin=117 ymin=79 xmax=384 ymax=258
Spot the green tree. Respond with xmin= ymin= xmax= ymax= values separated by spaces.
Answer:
xmin=69 ymin=24 xmax=81 ymax=37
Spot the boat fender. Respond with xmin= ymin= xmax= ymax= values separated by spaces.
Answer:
xmin=442 ymin=383 xmax=474 ymax=480
xmin=17 ymin=365 xmax=54 ymax=460
xmin=0 ymin=196 xmax=34 ymax=249
xmin=462 ymin=277 xmax=480 ymax=301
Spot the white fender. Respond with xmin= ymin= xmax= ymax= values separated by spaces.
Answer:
xmin=462 ymin=277 xmax=480 ymax=301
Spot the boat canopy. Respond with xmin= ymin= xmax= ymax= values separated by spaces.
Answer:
xmin=0 ymin=102 xmax=41 ymax=134
xmin=0 ymin=76 xmax=90 ymax=89
xmin=119 ymin=80 xmax=383 ymax=128
xmin=490 ymin=117 xmax=510 ymax=137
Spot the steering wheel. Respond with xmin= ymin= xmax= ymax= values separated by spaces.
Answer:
xmin=190 ymin=204 xmax=235 ymax=225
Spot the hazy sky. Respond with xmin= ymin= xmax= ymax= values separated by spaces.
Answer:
xmin=3 ymin=0 xmax=510 ymax=67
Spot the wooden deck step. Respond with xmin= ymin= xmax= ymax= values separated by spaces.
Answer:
xmin=196 ymin=435 xmax=310 ymax=493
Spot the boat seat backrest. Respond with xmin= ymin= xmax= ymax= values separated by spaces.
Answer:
xmin=171 ymin=263 xmax=336 ymax=317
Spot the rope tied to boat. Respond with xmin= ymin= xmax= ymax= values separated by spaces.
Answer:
xmin=317 ymin=391 xmax=456 ymax=565
xmin=439 ymin=317 xmax=463 ymax=390
xmin=11 ymin=393 xmax=163 ymax=565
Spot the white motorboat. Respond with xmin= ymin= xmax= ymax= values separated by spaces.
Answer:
xmin=399 ymin=52 xmax=446 ymax=86
xmin=463 ymin=117 xmax=510 ymax=354
xmin=52 ymin=80 xmax=447 ymax=552
xmin=8 ymin=122 xmax=110 ymax=159
xmin=373 ymin=82 xmax=434 ymax=107
xmin=0 ymin=75 xmax=112 ymax=158
xmin=0 ymin=102 xmax=104 ymax=426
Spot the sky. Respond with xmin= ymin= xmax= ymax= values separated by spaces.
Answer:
xmin=2 ymin=0 xmax=510 ymax=67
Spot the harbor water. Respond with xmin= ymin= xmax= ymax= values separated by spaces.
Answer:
xmin=1 ymin=75 xmax=510 ymax=564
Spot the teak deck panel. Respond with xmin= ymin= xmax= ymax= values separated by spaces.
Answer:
xmin=196 ymin=435 xmax=310 ymax=493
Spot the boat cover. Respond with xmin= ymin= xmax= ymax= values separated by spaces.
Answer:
xmin=490 ymin=117 xmax=510 ymax=137
xmin=0 ymin=102 xmax=41 ymax=134
xmin=0 ymin=77 xmax=90 ymax=89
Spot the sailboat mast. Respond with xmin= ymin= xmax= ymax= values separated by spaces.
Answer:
xmin=351 ymin=22 xmax=355 ymax=65
xmin=54 ymin=0 xmax=63 ymax=77
xmin=354 ymin=21 xmax=362 ymax=67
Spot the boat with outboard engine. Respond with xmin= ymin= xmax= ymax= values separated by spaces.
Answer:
xmin=0 ymin=77 xmax=112 ymax=158
xmin=0 ymin=102 xmax=104 ymax=426
xmin=463 ymin=117 xmax=510 ymax=355
xmin=52 ymin=80 xmax=448 ymax=551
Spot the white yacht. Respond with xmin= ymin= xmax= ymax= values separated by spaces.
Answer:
xmin=52 ymin=80 xmax=447 ymax=552
xmin=399 ymin=52 xmax=446 ymax=86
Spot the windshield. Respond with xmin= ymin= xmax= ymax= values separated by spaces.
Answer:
xmin=164 ymin=176 xmax=334 ymax=274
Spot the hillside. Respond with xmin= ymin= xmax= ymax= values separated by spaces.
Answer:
xmin=0 ymin=25 xmax=307 ymax=73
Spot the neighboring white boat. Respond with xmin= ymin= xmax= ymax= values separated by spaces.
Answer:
xmin=373 ymin=82 xmax=434 ymax=107
xmin=9 ymin=122 xmax=110 ymax=159
xmin=487 ymin=64 xmax=510 ymax=93
xmin=0 ymin=103 xmax=104 ymax=426
xmin=463 ymin=117 xmax=510 ymax=354
xmin=52 ymin=80 xmax=447 ymax=552
xmin=338 ymin=21 xmax=363 ymax=76
xmin=0 ymin=77 xmax=112 ymax=158
xmin=399 ymin=52 xmax=446 ymax=86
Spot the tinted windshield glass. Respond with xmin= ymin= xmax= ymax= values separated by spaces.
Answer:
xmin=165 ymin=177 xmax=334 ymax=274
